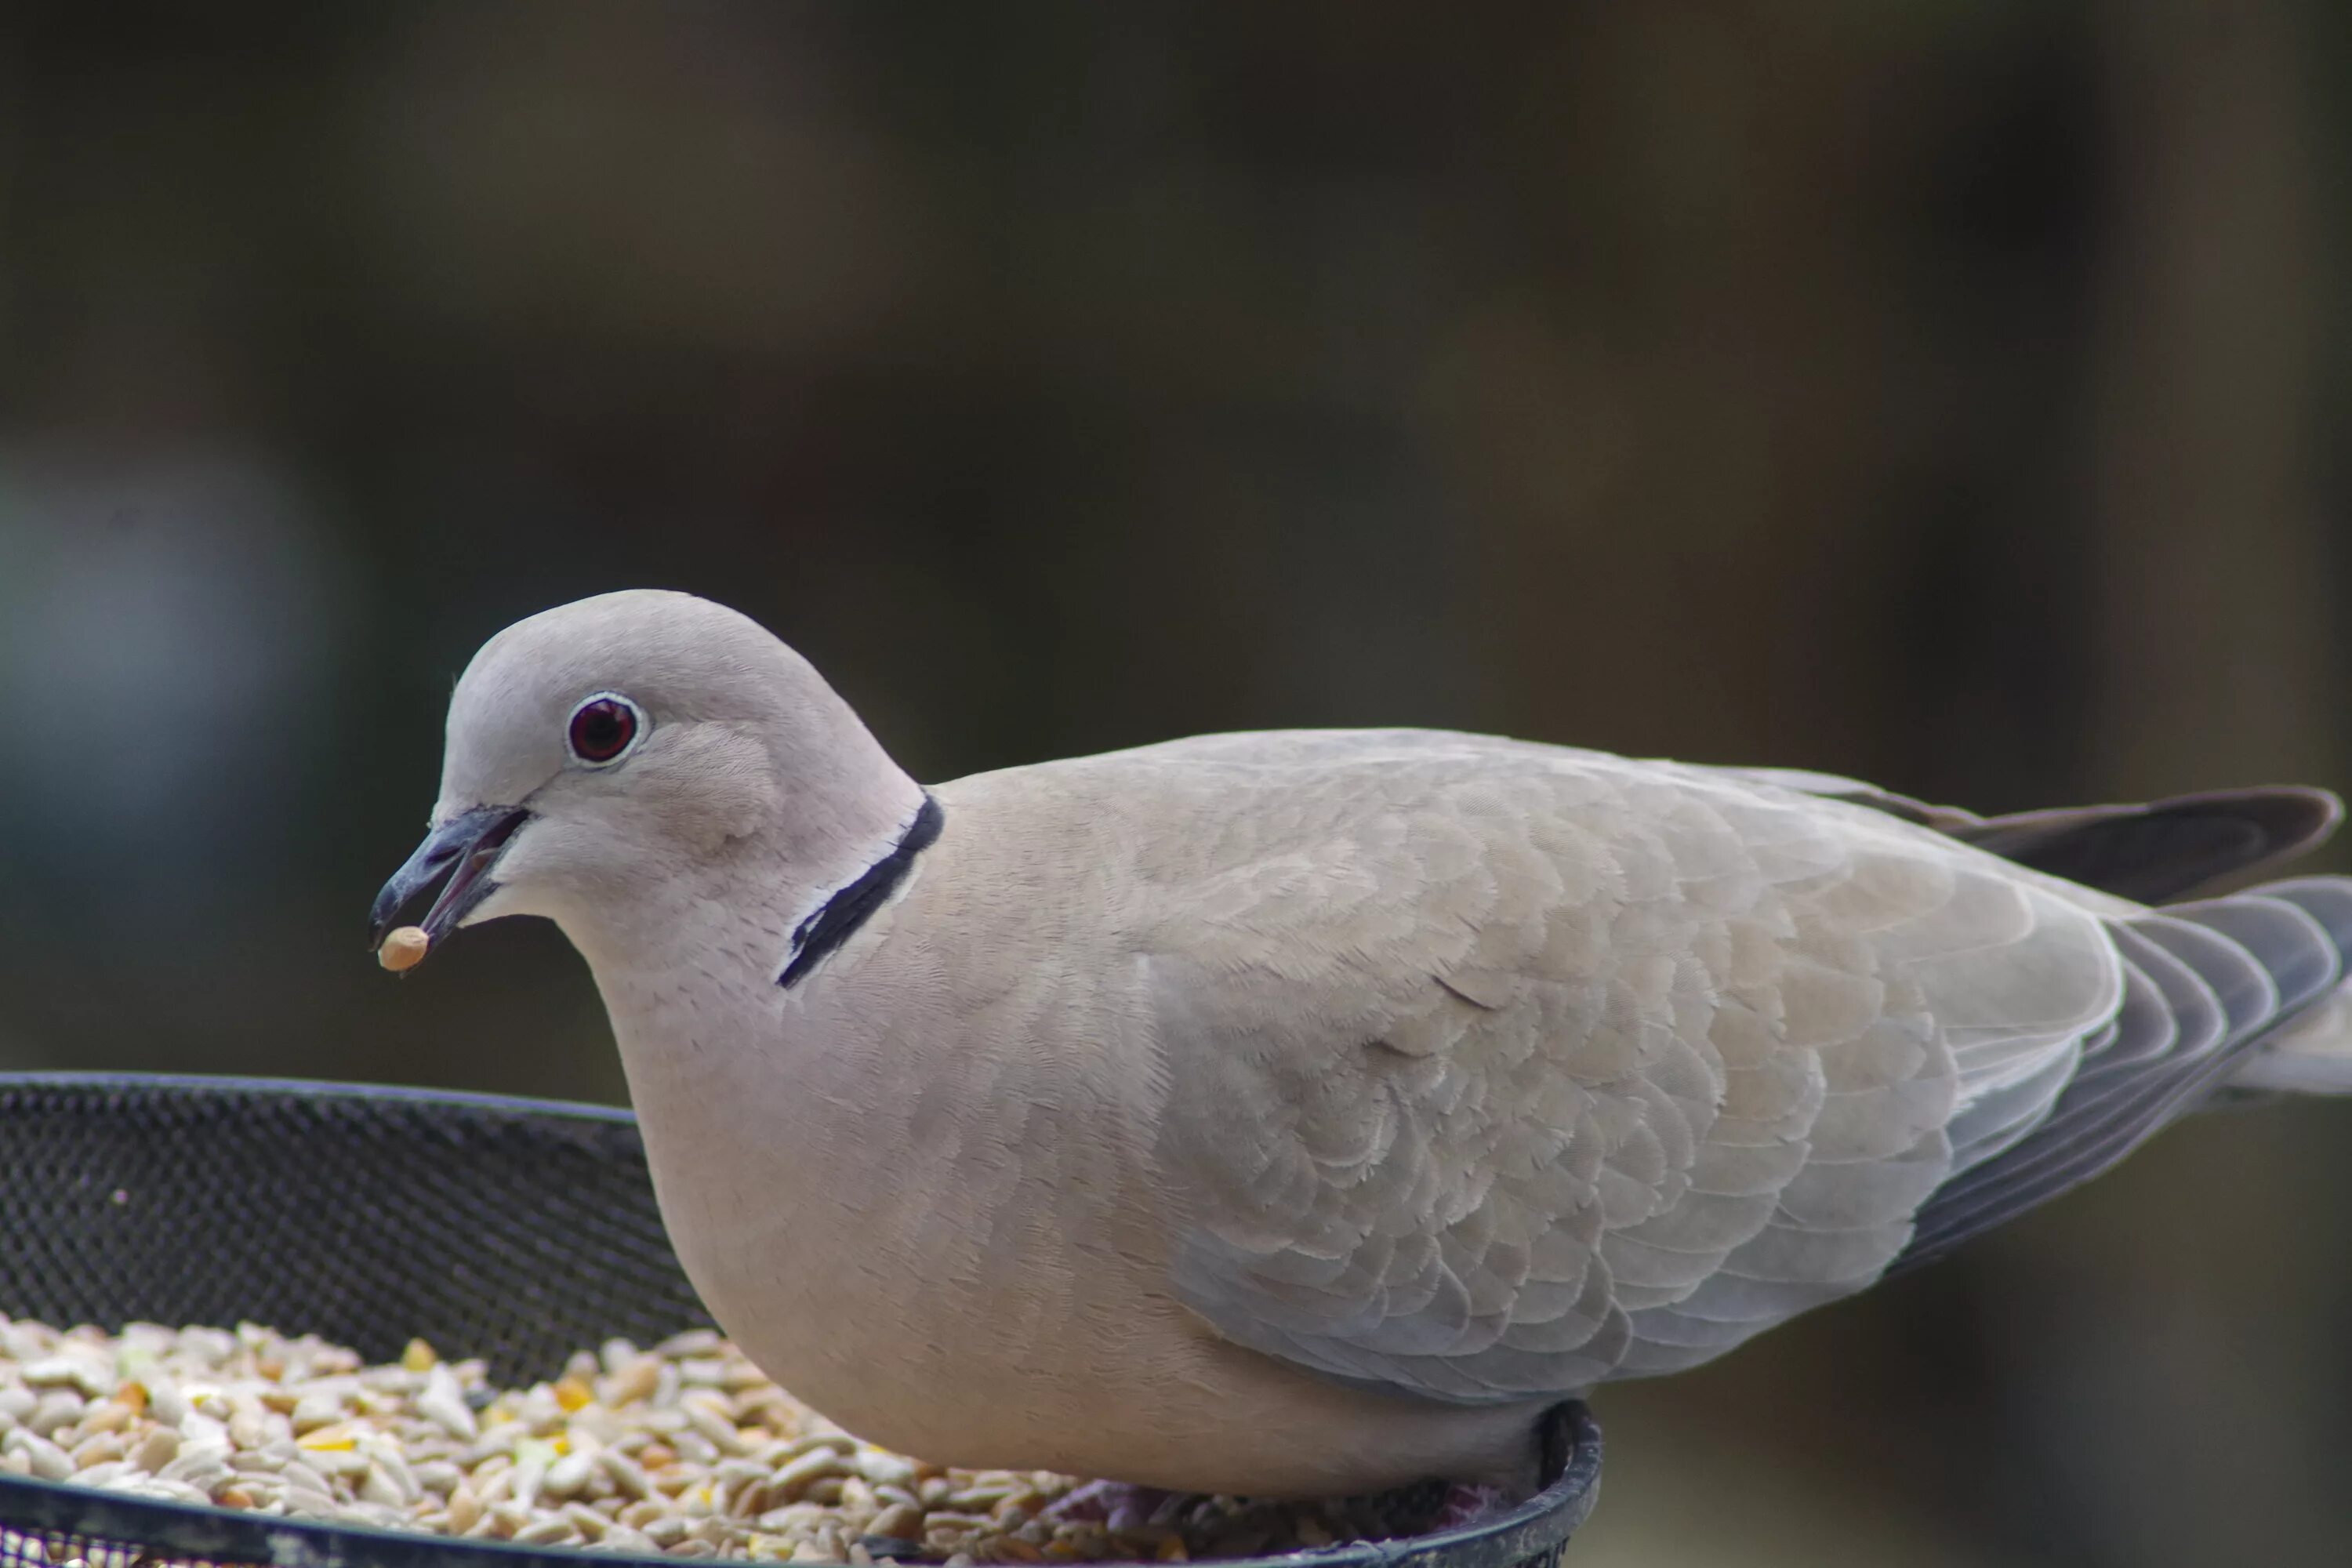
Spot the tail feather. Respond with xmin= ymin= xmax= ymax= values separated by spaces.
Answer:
xmin=1951 ymin=787 xmax=2343 ymax=902
xmin=2220 ymin=878 xmax=2352 ymax=1095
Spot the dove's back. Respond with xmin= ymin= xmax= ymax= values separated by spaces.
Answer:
xmin=600 ymin=724 xmax=2352 ymax=1495
xmin=1072 ymin=735 xmax=2350 ymax=1398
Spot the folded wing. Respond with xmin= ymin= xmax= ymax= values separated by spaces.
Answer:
xmin=1131 ymin=739 xmax=2347 ymax=1401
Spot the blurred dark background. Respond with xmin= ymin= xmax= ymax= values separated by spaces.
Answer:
xmin=5 ymin=2 xmax=2351 ymax=1563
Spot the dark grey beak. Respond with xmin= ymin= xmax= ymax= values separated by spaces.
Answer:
xmin=368 ymin=804 xmax=532 ymax=961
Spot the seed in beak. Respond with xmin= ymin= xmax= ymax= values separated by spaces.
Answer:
xmin=378 ymin=927 xmax=431 ymax=973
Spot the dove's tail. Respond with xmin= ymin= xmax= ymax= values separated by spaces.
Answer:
xmin=2230 ymin=993 xmax=2352 ymax=1091
xmin=2225 ymin=880 xmax=2352 ymax=1093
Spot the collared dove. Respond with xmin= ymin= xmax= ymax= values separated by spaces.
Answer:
xmin=371 ymin=589 xmax=2352 ymax=1502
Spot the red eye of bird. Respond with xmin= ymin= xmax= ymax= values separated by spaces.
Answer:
xmin=568 ymin=695 xmax=640 ymax=764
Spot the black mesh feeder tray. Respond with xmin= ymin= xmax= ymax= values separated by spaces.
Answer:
xmin=0 ymin=1073 xmax=1602 ymax=1568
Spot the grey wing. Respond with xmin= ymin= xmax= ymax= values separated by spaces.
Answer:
xmin=1144 ymin=754 xmax=2130 ymax=1401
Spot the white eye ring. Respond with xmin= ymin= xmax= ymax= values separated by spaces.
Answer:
xmin=564 ymin=691 xmax=648 ymax=768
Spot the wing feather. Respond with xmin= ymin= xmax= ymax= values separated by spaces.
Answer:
xmin=1142 ymin=743 xmax=2114 ymax=1399
xmin=1098 ymin=731 xmax=2352 ymax=1399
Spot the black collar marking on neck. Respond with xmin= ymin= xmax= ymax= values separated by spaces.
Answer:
xmin=777 ymin=793 xmax=945 ymax=990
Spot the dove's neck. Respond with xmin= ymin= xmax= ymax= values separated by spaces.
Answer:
xmin=585 ymin=773 xmax=928 ymax=1037
xmin=748 ymin=696 xmax=935 ymax=927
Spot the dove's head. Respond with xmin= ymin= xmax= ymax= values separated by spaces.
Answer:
xmin=368 ymin=590 xmax=921 ymax=967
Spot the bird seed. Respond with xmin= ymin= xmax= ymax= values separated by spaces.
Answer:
xmin=0 ymin=1318 xmax=1453 ymax=1564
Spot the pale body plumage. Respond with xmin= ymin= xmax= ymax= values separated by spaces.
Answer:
xmin=378 ymin=590 xmax=2352 ymax=1499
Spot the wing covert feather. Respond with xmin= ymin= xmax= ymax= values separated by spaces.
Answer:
xmin=1134 ymin=743 xmax=2122 ymax=1401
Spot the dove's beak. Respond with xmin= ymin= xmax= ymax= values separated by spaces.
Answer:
xmin=368 ymin=804 xmax=532 ymax=961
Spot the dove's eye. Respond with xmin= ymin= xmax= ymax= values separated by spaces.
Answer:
xmin=567 ymin=694 xmax=644 ymax=766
